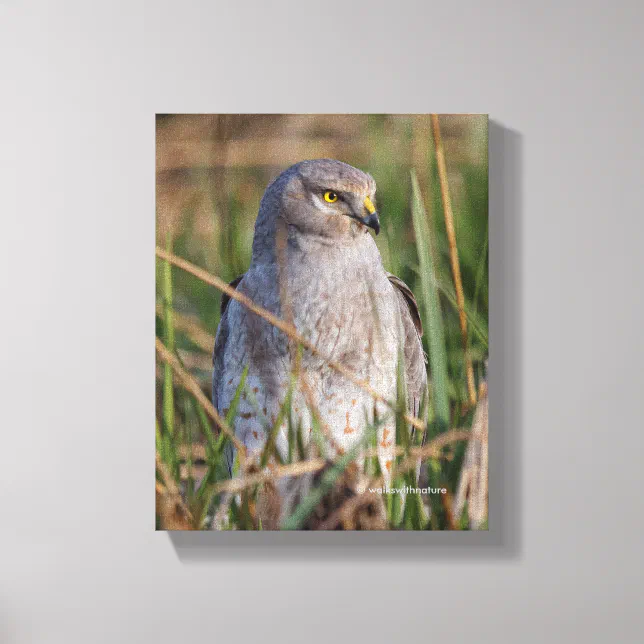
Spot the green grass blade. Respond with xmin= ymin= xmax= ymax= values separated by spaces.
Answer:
xmin=434 ymin=277 xmax=489 ymax=349
xmin=259 ymin=391 xmax=290 ymax=468
xmin=468 ymin=229 xmax=488 ymax=347
xmin=395 ymin=350 xmax=410 ymax=452
xmin=410 ymin=170 xmax=450 ymax=433
xmin=195 ymin=367 xmax=248 ymax=500
xmin=309 ymin=411 xmax=327 ymax=460
xmin=225 ymin=366 xmax=249 ymax=428
xmin=295 ymin=416 xmax=306 ymax=462
xmin=161 ymin=232 xmax=175 ymax=436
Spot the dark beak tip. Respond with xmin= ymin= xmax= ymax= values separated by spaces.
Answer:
xmin=366 ymin=212 xmax=380 ymax=235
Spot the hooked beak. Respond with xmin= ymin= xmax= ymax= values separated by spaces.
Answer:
xmin=352 ymin=196 xmax=380 ymax=235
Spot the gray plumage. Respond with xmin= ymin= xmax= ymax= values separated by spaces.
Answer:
xmin=212 ymin=159 xmax=426 ymax=491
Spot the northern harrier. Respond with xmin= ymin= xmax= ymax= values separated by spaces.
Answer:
xmin=212 ymin=159 xmax=426 ymax=506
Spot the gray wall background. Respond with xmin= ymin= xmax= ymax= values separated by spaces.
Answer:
xmin=1 ymin=1 xmax=643 ymax=642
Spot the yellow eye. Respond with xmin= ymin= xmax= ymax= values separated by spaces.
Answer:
xmin=323 ymin=190 xmax=338 ymax=203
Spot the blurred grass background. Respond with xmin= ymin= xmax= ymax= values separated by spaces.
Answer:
xmin=155 ymin=114 xmax=488 ymax=529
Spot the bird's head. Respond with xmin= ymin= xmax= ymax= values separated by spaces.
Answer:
xmin=256 ymin=159 xmax=380 ymax=247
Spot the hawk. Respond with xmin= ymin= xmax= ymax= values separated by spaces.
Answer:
xmin=212 ymin=159 xmax=426 ymax=513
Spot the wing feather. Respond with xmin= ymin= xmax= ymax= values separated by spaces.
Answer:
xmin=387 ymin=273 xmax=428 ymax=426
xmin=212 ymin=274 xmax=246 ymax=472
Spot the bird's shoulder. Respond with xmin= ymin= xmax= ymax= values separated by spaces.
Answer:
xmin=212 ymin=268 xmax=280 ymax=371
xmin=219 ymin=274 xmax=246 ymax=317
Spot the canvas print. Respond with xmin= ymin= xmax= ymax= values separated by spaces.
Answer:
xmin=156 ymin=114 xmax=488 ymax=530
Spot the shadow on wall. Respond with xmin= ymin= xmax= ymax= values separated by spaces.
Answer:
xmin=166 ymin=121 xmax=523 ymax=562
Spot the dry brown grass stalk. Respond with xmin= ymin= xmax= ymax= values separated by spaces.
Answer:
xmin=454 ymin=389 xmax=488 ymax=528
xmin=155 ymin=453 xmax=194 ymax=530
xmin=210 ymin=429 xmax=469 ymax=496
xmin=213 ymin=458 xmax=327 ymax=495
xmin=431 ymin=114 xmax=477 ymax=406
xmin=315 ymin=491 xmax=386 ymax=531
xmin=178 ymin=444 xmax=207 ymax=461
